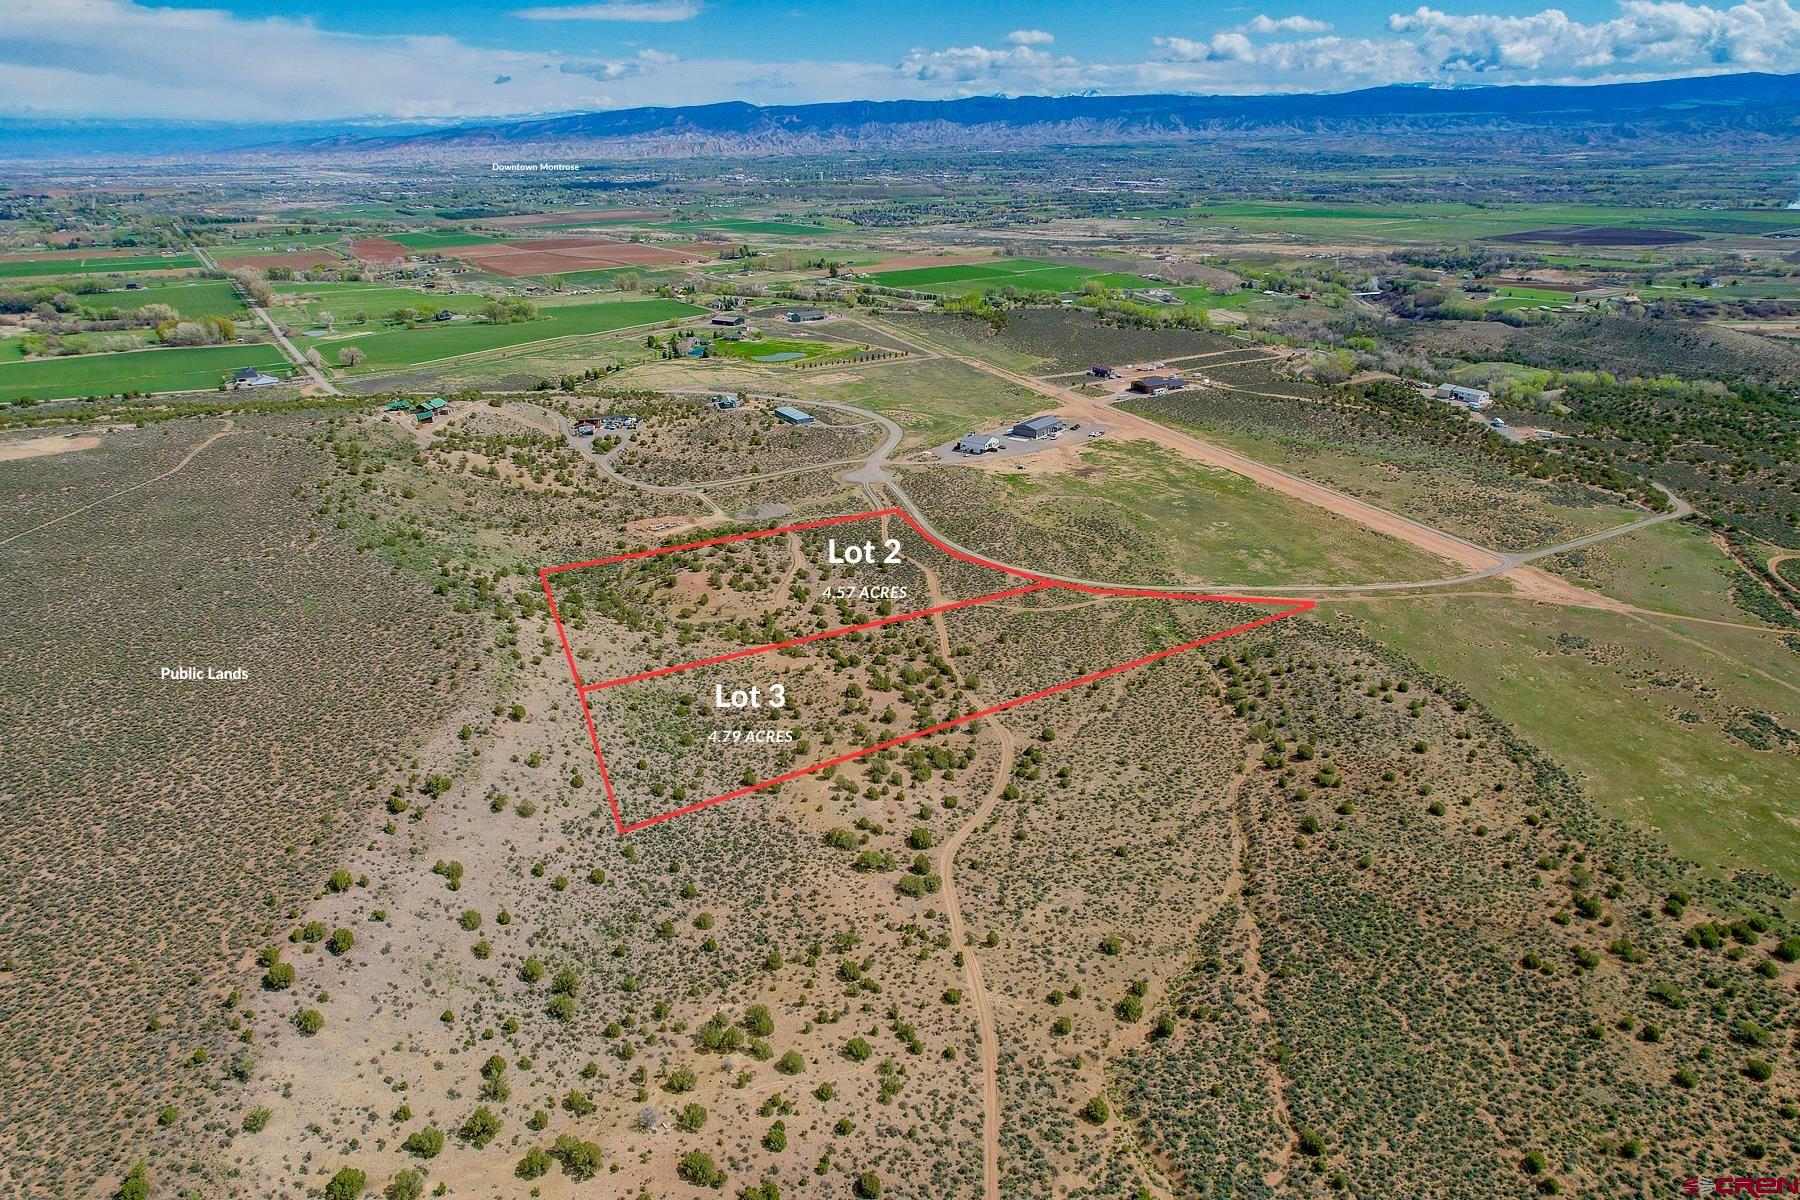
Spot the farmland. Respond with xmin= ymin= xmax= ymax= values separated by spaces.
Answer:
xmin=661 ymin=217 xmax=834 ymax=236
xmin=1129 ymin=199 xmax=1800 ymax=242
xmin=86 ymin=279 xmax=249 ymax=318
xmin=869 ymin=257 xmax=1118 ymax=295
xmin=0 ymin=252 xmax=201 ymax=278
xmin=300 ymin=297 xmax=703 ymax=372
xmin=382 ymin=231 xmax=499 ymax=249
xmin=0 ymin=343 xmax=289 ymax=401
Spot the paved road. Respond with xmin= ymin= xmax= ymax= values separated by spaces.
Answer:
xmin=188 ymin=236 xmax=337 ymax=394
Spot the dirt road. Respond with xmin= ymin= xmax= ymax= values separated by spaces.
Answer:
xmin=939 ymin=723 xmax=1013 ymax=1200
xmin=862 ymin=315 xmax=1503 ymax=574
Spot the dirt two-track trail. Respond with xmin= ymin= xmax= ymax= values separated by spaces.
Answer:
xmin=939 ymin=721 xmax=1012 ymax=1200
xmin=0 ymin=418 xmax=234 ymax=549
xmin=909 ymin=529 xmax=1005 ymax=1200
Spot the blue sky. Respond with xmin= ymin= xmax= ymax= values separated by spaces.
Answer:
xmin=8 ymin=0 xmax=1800 ymax=120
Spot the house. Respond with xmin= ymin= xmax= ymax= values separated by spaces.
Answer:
xmin=675 ymin=335 xmax=708 ymax=358
xmin=575 ymin=422 xmax=596 ymax=437
xmin=1090 ymin=365 xmax=1119 ymax=378
xmin=1010 ymin=415 xmax=1066 ymax=440
xmin=786 ymin=308 xmax=828 ymax=322
xmin=956 ymin=433 xmax=1002 ymax=454
xmin=384 ymin=398 xmax=412 ymax=411
xmin=711 ymin=393 xmax=742 ymax=410
xmin=434 ymin=309 xmax=454 ymax=322
xmin=1437 ymin=384 xmax=1492 ymax=409
xmin=711 ymin=313 xmax=746 ymax=328
xmin=591 ymin=414 xmax=638 ymax=430
xmin=228 ymin=366 xmax=281 ymax=389
xmin=773 ymin=406 xmax=815 ymax=425
xmin=1128 ymin=376 xmax=1185 ymax=395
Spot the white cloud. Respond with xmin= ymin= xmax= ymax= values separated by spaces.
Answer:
xmin=1245 ymin=14 xmax=1334 ymax=33
xmin=512 ymin=1 xmax=700 ymax=20
xmin=899 ymin=38 xmax=1083 ymax=86
xmin=1007 ymin=29 xmax=1055 ymax=45
xmin=1387 ymin=1 xmax=1800 ymax=75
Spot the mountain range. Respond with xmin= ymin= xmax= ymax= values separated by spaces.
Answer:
xmin=296 ymin=72 xmax=1800 ymax=160
xmin=2 ymin=72 xmax=1793 ymax=162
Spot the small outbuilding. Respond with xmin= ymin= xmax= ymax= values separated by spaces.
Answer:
xmin=1010 ymin=415 xmax=1066 ymax=440
xmin=774 ymin=406 xmax=815 ymax=425
xmin=711 ymin=393 xmax=741 ymax=409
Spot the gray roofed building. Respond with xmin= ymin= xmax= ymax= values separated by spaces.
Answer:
xmin=1010 ymin=415 xmax=1066 ymax=439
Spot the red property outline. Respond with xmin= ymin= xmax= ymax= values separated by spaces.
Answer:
xmin=541 ymin=507 xmax=1313 ymax=834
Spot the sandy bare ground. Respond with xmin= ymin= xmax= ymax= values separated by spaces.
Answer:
xmin=0 ymin=432 xmax=100 ymax=462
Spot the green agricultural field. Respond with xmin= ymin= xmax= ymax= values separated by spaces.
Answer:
xmin=1688 ymin=280 xmax=1800 ymax=300
xmin=210 ymin=232 xmax=348 ymax=250
xmin=1087 ymin=272 xmax=1167 ymax=290
xmin=1345 ymin=596 xmax=1800 ymax=880
xmin=871 ymin=257 xmax=1104 ymax=295
xmin=707 ymin=336 xmax=846 ymax=363
xmin=0 ymin=343 xmax=289 ymax=402
xmin=661 ymin=218 xmax=833 ymax=237
xmin=1483 ymin=285 xmax=1576 ymax=310
xmin=82 ymin=280 xmax=248 ymax=319
xmin=1128 ymin=199 xmax=1800 ymax=242
xmin=382 ymin=231 xmax=499 ymax=250
xmin=270 ymin=283 xmax=496 ymax=324
xmin=309 ymin=297 xmax=703 ymax=372
xmin=0 ymin=253 xmax=202 ymax=279
xmin=1167 ymin=286 xmax=1266 ymax=310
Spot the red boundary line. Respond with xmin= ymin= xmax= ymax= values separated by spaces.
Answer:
xmin=540 ymin=507 xmax=1312 ymax=834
